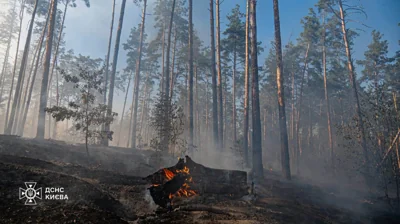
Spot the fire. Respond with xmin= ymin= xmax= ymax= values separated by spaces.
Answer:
xmin=161 ymin=166 xmax=197 ymax=200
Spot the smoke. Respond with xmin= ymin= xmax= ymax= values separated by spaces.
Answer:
xmin=144 ymin=187 xmax=157 ymax=211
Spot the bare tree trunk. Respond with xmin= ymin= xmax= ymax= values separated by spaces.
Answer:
xmin=160 ymin=23 xmax=166 ymax=94
xmin=16 ymin=40 xmax=40 ymax=135
xmin=52 ymin=60 xmax=60 ymax=138
xmin=195 ymin=66 xmax=200 ymax=147
xmin=216 ymin=0 xmax=223 ymax=150
xmin=36 ymin=0 xmax=57 ymax=139
xmin=273 ymin=0 xmax=291 ymax=180
xmin=223 ymin=74 xmax=227 ymax=145
xmin=169 ymin=24 xmax=177 ymax=101
xmin=250 ymin=0 xmax=263 ymax=179
xmin=295 ymin=43 xmax=309 ymax=174
xmin=0 ymin=0 xmax=17 ymax=124
xmin=322 ymin=13 xmax=334 ymax=170
xmin=5 ymin=2 xmax=25 ymax=133
xmin=290 ymin=70 xmax=296 ymax=161
xmin=117 ymin=71 xmax=133 ymax=146
xmin=47 ymin=0 xmax=68 ymax=98
xmin=205 ymin=75 xmax=209 ymax=140
xmin=19 ymin=10 xmax=49 ymax=136
xmin=232 ymin=48 xmax=237 ymax=143
xmin=104 ymin=0 xmax=127 ymax=145
xmin=130 ymin=0 xmax=147 ymax=149
xmin=243 ymin=0 xmax=250 ymax=166
xmin=9 ymin=0 xmax=38 ymax=134
xmin=209 ymin=0 xmax=219 ymax=148
xmin=101 ymin=0 xmax=116 ymax=139
xmin=338 ymin=0 xmax=369 ymax=169
xmin=188 ymin=0 xmax=194 ymax=151
xmin=139 ymin=73 xmax=150 ymax=137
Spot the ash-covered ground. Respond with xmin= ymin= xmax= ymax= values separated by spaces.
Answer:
xmin=0 ymin=135 xmax=398 ymax=224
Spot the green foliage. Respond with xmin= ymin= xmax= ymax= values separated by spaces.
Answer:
xmin=46 ymin=65 xmax=118 ymax=150
xmin=149 ymin=93 xmax=187 ymax=156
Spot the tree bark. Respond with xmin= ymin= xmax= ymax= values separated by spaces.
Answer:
xmin=101 ymin=0 xmax=116 ymax=139
xmin=0 ymin=0 xmax=17 ymax=124
xmin=104 ymin=0 xmax=116 ymax=107
xmin=117 ymin=71 xmax=133 ymax=146
xmin=243 ymin=0 xmax=250 ymax=166
xmin=5 ymin=2 xmax=24 ymax=133
xmin=338 ymin=0 xmax=369 ymax=169
xmin=188 ymin=0 xmax=194 ymax=150
xmin=36 ymin=0 xmax=57 ymax=139
xmin=16 ymin=39 xmax=40 ymax=135
xmin=169 ymin=24 xmax=177 ymax=101
xmin=232 ymin=47 xmax=237 ymax=143
xmin=19 ymin=9 xmax=49 ymax=136
xmin=104 ymin=0 xmax=127 ymax=145
xmin=295 ymin=43 xmax=309 ymax=174
xmin=209 ymin=0 xmax=219 ymax=148
xmin=7 ymin=0 xmax=38 ymax=134
xmin=216 ymin=0 xmax=223 ymax=150
xmin=322 ymin=13 xmax=334 ymax=170
xmin=249 ymin=0 xmax=263 ymax=179
xmin=273 ymin=0 xmax=291 ymax=180
xmin=47 ymin=0 xmax=68 ymax=97
xmin=131 ymin=0 xmax=147 ymax=149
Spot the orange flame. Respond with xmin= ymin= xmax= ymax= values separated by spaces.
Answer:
xmin=157 ymin=166 xmax=197 ymax=200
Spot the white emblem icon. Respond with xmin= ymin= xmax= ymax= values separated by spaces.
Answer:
xmin=19 ymin=182 xmax=42 ymax=205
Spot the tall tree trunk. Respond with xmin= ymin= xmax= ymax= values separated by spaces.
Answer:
xmin=116 ymin=71 xmax=133 ymax=146
xmin=195 ymin=66 xmax=200 ymax=146
xmin=139 ymin=72 xmax=150 ymax=138
xmin=188 ymin=0 xmax=194 ymax=150
xmin=130 ymin=0 xmax=148 ymax=149
xmin=19 ymin=9 xmax=49 ymax=136
xmin=0 ymin=0 xmax=17 ymax=122
xmin=223 ymin=74 xmax=227 ymax=145
xmin=290 ymin=69 xmax=296 ymax=161
xmin=104 ymin=0 xmax=127 ymax=145
xmin=47 ymin=0 xmax=68 ymax=97
xmin=295 ymin=43 xmax=309 ymax=174
xmin=52 ymin=60 xmax=60 ymax=138
xmin=160 ymin=23 xmax=166 ymax=94
xmin=104 ymin=0 xmax=116 ymax=107
xmin=232 ymin=48 xmax=237 ymax=143
xmin=5 ymin=1 xmax=25 ymax=133
xmin=338 ymin=0 xmax=369 ymax=169
xmin=7 ymin=0 xmax=38 ymax=134
xmin=169 ymin=24 xmax=177 ymax=101
xmin=102 ymin=0 xmax=116 ymax=138
xmin=210 ymin=0 xmax=219 ymax=148
xmin=322 ymin=13 xmax=334 ymax=170
xmin=205 ymin=75 xmax=209 ymax=140
xmin=250 ymin=0 xmax=263 ymax=179
xmin=243 ymin=0 xmax=250 ymax=166
xmin=216 ymin=0 xmax=223 ymax=150
xmin=16 ymin=39 xmax=40 ymax=135
xmin=36 ymin=0 xmax=58 ymax=139
xmin=273 ymin=0 xmax=291 ymax=180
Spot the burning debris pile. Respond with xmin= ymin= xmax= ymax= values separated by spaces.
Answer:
xmin=143 ymin=156 xmax=248 ymax=209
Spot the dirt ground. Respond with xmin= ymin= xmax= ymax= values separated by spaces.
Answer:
xmin=0 ymin=135 xmax=399 ymax=224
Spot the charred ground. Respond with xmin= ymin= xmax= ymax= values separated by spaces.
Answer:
xmin=0 ymin=135 xmax=398 ymax=224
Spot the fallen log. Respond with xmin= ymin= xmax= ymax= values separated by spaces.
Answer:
xmin=148 ymin=173 xmax=188 ymax=209
xmin=145 ymin=156 xmax=248 ymax=208
xmin=143 ymin=158 xmax=185 ymax=184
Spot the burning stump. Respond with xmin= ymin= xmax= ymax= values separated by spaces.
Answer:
xmin=144 ymin=156 xmax=248 ymax=208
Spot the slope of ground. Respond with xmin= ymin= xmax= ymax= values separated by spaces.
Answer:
xmin=0 ymin=135 xmax=398 ymax=224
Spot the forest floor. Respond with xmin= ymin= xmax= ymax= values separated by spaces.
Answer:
xmin=0 ymin=135 xmax=399 ymax=224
